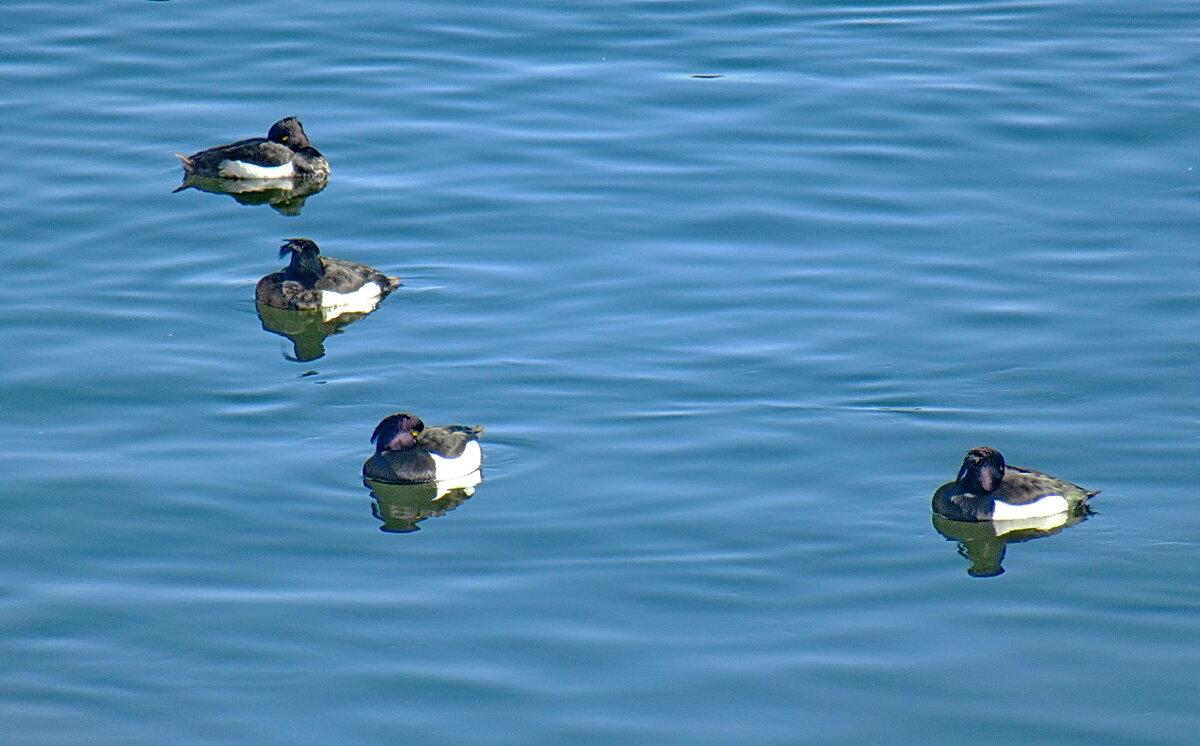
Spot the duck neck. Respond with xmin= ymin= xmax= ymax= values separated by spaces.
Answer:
xmin=286 ymin=250 xmax=325 ymax=287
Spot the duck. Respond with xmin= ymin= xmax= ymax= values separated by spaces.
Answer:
xmin=174 ymin=117 xmax=329 ymax=179
xmin=363 ymin=413 xmax=484 ymax=484
xmin=255 ymin=238 xmax=401 ymax=320
xmin=932 ymin=447 xmax=1098 ymax=522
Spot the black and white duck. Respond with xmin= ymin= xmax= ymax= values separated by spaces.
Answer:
xmin=174 ymin=117 xmax=329 ymax=179
xmin=932 ymin=447 xmax=1098 ymax=522
xmin=363 ymin=413 xmax=484 ymax=485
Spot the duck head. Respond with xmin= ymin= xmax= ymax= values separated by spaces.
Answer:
xmin=956 ymin=447 xmax=1006 ymax=495
xmin=267 ymin=117 xmax=312 ymax=151
xmin=371 ymin=413 xmax=426 ymax=453
xmin=279 ymin=238 xmax=325 ymax=285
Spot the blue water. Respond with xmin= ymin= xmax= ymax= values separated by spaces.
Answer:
xmin=3 ymin=1 xmax=1199 ymax=743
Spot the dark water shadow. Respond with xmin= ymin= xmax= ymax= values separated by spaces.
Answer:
xmin=365 ymin=471 xmax=483 ymax=533
xmin=256 ymin=302 xmax=372 ymax=362
xmin=173 ymin=173 xmax=328 ymax=215
xmin=932 ymin=509 xmax=1092 ymax=578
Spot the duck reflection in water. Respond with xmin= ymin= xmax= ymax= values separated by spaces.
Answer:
xmin=173 ymin=172 xmax=328 ymax=216
xmin=256 ymin=302 xmax=371 ymax=362
xmin=366 ymin=470 xmax=483 ymax=533
xmin=932 ymin=510 xmax=1091 ymax=577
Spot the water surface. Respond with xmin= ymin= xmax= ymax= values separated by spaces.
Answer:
xmin=2 ymin=1 xmax=1199 ymax=743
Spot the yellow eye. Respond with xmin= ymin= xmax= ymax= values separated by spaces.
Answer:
xmin=280 ymin=135 xmax=289 ymax=142
xmin=411 ymin=431 xmax=420 ymax=437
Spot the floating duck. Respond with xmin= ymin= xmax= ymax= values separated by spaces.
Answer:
xmin=174 ymin=116 xmax=329 ymax=179
xmin=363 ymin=413 xmax=484 ymax=484
xmin=932 ymin=447 xmax=1098 ymax=522
xmin=255 ymin=238 xmax=400 ymax=321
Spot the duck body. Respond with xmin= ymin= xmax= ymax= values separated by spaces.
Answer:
xmin=363 ymin=413 xmax=484 ymax=484
xmin=932 ymin=447 xmax=1098 ymax=522
xmin=256 ymin=238 xmax=400 ymax=319
xmin=174 ymin=117 xmax=329 ymax=179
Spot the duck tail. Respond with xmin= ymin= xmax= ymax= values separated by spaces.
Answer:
xmin=172 ymin=152 xmax=195 ymax=172
xmin=1085 ymin=490 xmax=1101 ymax=498
xmin=385 ymin=275 xmax=403 ymax=290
